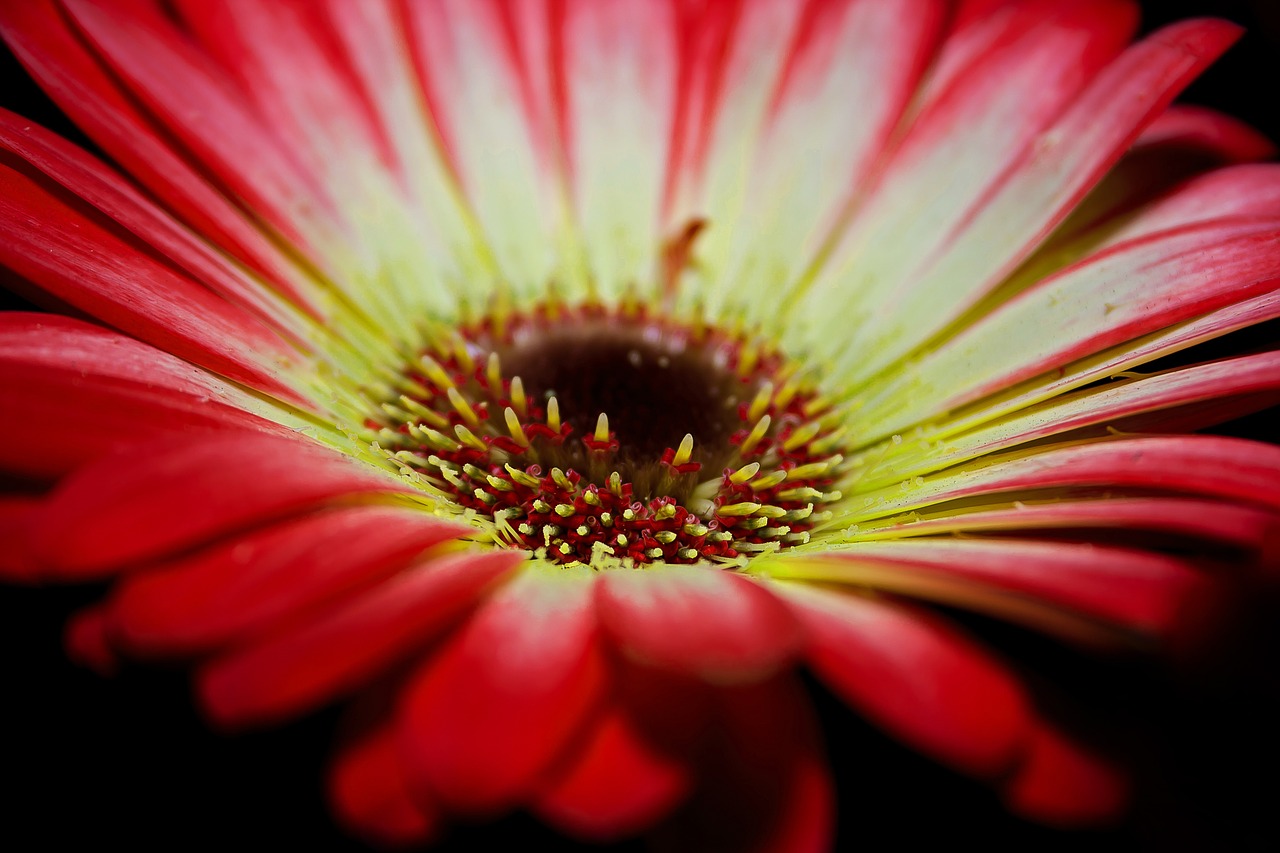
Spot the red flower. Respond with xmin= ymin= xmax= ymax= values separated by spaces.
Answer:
xmin=2 ymin=1 xmax=1278 ymax=849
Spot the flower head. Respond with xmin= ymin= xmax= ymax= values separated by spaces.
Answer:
xmin=2 ymin=0 xmax=1279 ymax=849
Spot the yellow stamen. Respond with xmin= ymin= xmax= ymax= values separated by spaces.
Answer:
xmin=671 ymin=433 xmax=694 ymax=467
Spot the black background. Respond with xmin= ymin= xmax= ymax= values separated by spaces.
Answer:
xmin=2 ymin=2 xmax=1279 ymax=850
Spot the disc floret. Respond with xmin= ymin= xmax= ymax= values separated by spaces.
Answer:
xmin=366 ymin=304 xmax=845 ymax=567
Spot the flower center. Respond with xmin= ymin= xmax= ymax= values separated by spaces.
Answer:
xmin=369 ymin=304 xmax=845 ymax=566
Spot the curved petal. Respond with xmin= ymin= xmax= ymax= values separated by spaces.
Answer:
xmin=659 ymin=674 xmax=834 ymax=853
xmin=0 ymin=496 xmax=41 ymax=582
xmin=1002 ymin=722 xmax=1129 ymax=826
xmin=197 ymin=549 xmax=520 ymax=729
xmin=533 ymin=703 xmax=690 ymax=843
xmin=0 ymin=106 xmax=321 ymax=329
xmin=64 ymin=603 xmax=117 ymax=676
xmin=855 ymin=350 xmax=1280 ymax=491
xmin=0 ymin=314 xmax=294 ymax=480
xmin=0 ymin=0 xmax=323 ymax=291
xmin=110 ymin=505 xmax=470 ymax=658
xmin=766 ymin=536 xmax=1206 ymax=645
xmin=845 ymin=497 xmax=1277 ymax=553
xmin=812 ymin=17 xmax=1241 ymax=387
xmin=854 ymin=215 xmax=1280 ymax=441
xmin=328 ymin=721 xmax=441 ymax=849
xmin=0 ymin=159 xmax=302 ymax=399
xmin=832 ymin=436 xmax=1280 ymax=528
xmin=595 ymin=563 xmax=802 ymax=684
xmin=399 ymin=562 xmax=607 ymax=817
xmin=32 ymin=432 xmax=414 ymax=578
xmin=776 ymin=581 xmax=1031 ymax=778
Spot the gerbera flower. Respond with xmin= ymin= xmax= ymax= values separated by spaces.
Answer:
xmin=2 ymin=0 xmax=1278 ymax=849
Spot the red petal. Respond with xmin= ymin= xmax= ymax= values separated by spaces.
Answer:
xmin=198 ymin=549 xmax=520 ymax=729
xmin=33 ymin=432 xmax=413 ymax=579
xmin=771 ymin=537 xmax=1204 ymax=643
xmin=0 ymin=496 xmax=40 ymax=582
xmin=779 ymin=582 xmax=1030 ymax=778
xmin=0 ymin=160 xmax=300 ymax=400
xmin=328 ymin=722 xmax=440 ymax=849
xmin=1002 ymin=722 xmax=1129 ymax=826
xmin=60 ymin=0 xmax=340 ymax=253
xmin=0 ymin=315 xmax=290 ymax=480
xmin=533 ymin=704 xmax=690 ymax=842
xmin=0 ymin=107 xmax=321 ymax=328
xmin=660 ymin=675 xmax=834 ymax=853
xmin=595 ymin=564 xmax=802 ymax=683
xmin=0 ymin=0 xmax=322 ymax=291
xmin=64 ymin=604 xmax=117 ymax=676
xmin=110 ymin=505 xmax=469 ymax=658
xmin=399 ymin=563 xmax=607 ymax=817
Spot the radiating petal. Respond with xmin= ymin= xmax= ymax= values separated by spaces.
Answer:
xmin=0 ymin=106 xmax=321 ymax=330
xmin=64 ymin=603 xmax=117 ymax=676
xmin=1002 ymin=722 xmax=1129 ymax=826
xmin=812 ymin=18 xmax=1241 ymax=387
xmin=596 ymin=563 xmax=802 ymax=684
xmin=833 ymin=437 xmax=1280 ymax=534
xmin=198 ymin=549 xmax=520 ymax=729
xmin=855 ymin=350 xmax=1280 ymax=491
xmin=687 ymin=0 xmax=944 ymax=317
xmin=845 ymin=497 xmax=1277 ymax=553
xmin=659 ymin=674 xmax=834 ymax=853
xmin=854 ymin=214 xmax=1280 ymax=441
xmin=776 ymin=581 xmax=1031 ymax=778
xmin=32 ymin=432 xmax=414 ymax=578
xmin=110 ymin=505 xmax=470 ymax=657
xmin=328 ymin=721 xmax=441 ymax=849
xmin=399 ymin=562 xmax=606 ymax=817
xmin=764 ymin=536 xmax=1205 ymax=644
xmin=533 ymin=704 xmax=690 ymax=842
xmin=0 ymin=314 xmax=294 ymax=479
xmin=0 ymin=0 xmax=320 ymax=291
xmin=0 ymin=160 xmax=300 ymax=399
xmin=0 ymin=497 xmax=39 ymax=582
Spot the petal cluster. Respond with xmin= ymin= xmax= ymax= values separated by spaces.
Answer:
xmin=1 ymin=1 xmax=1279 ymax=849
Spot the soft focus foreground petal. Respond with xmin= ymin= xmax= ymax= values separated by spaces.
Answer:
xmin=110 ymin=505 xmax=471 ymax=658
xmin=0 ymin=0 xmax=324 ymax=296
xmin=659 ymin=674 xmax=833 ymax=853
xmin=0 ymin=314 xmax=293 ymax=480
xmin=765 ymin=537 xmax=1204 ymax=644
xmin=595 ymin=563 xmax=802 ymax=684
xmin=33 ymin=432 xmax=414 ymax=578
xmin=0 ymin=106 xmax=320 ymax=331
xmin=0 ymin=159 xmax=302 ymax=400
xmin=853 ymin=350 xmax=1280 ymax=490
xmin=533 ymin=704 xmax=690 ymax=843
xmin=0 ymin=497 xmax=39 ymax=582
xmin=400 ymin=563 xmax=606 ymax=817
xmin=64 ymin=603 xmax=117 ymax=676
xmin=329 ymin=722 xmax=440 ymax=849
xmin=833 ymin=437 xmax=1280 ymax=528
xmin=1002 ymin=722 xmax=1129 ymax=826
xmin=813 ymin=18 xmax=1240 ymax=388
xmin=198 ymin=549 xmax=520 ymax=729
xmin=846 ymin=497 xmax=1277 ymax=553
xmin=686 ymin=0 xmax=943 ymax=316
xmin=776 ymin=581 xmax=1030 ymax=778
